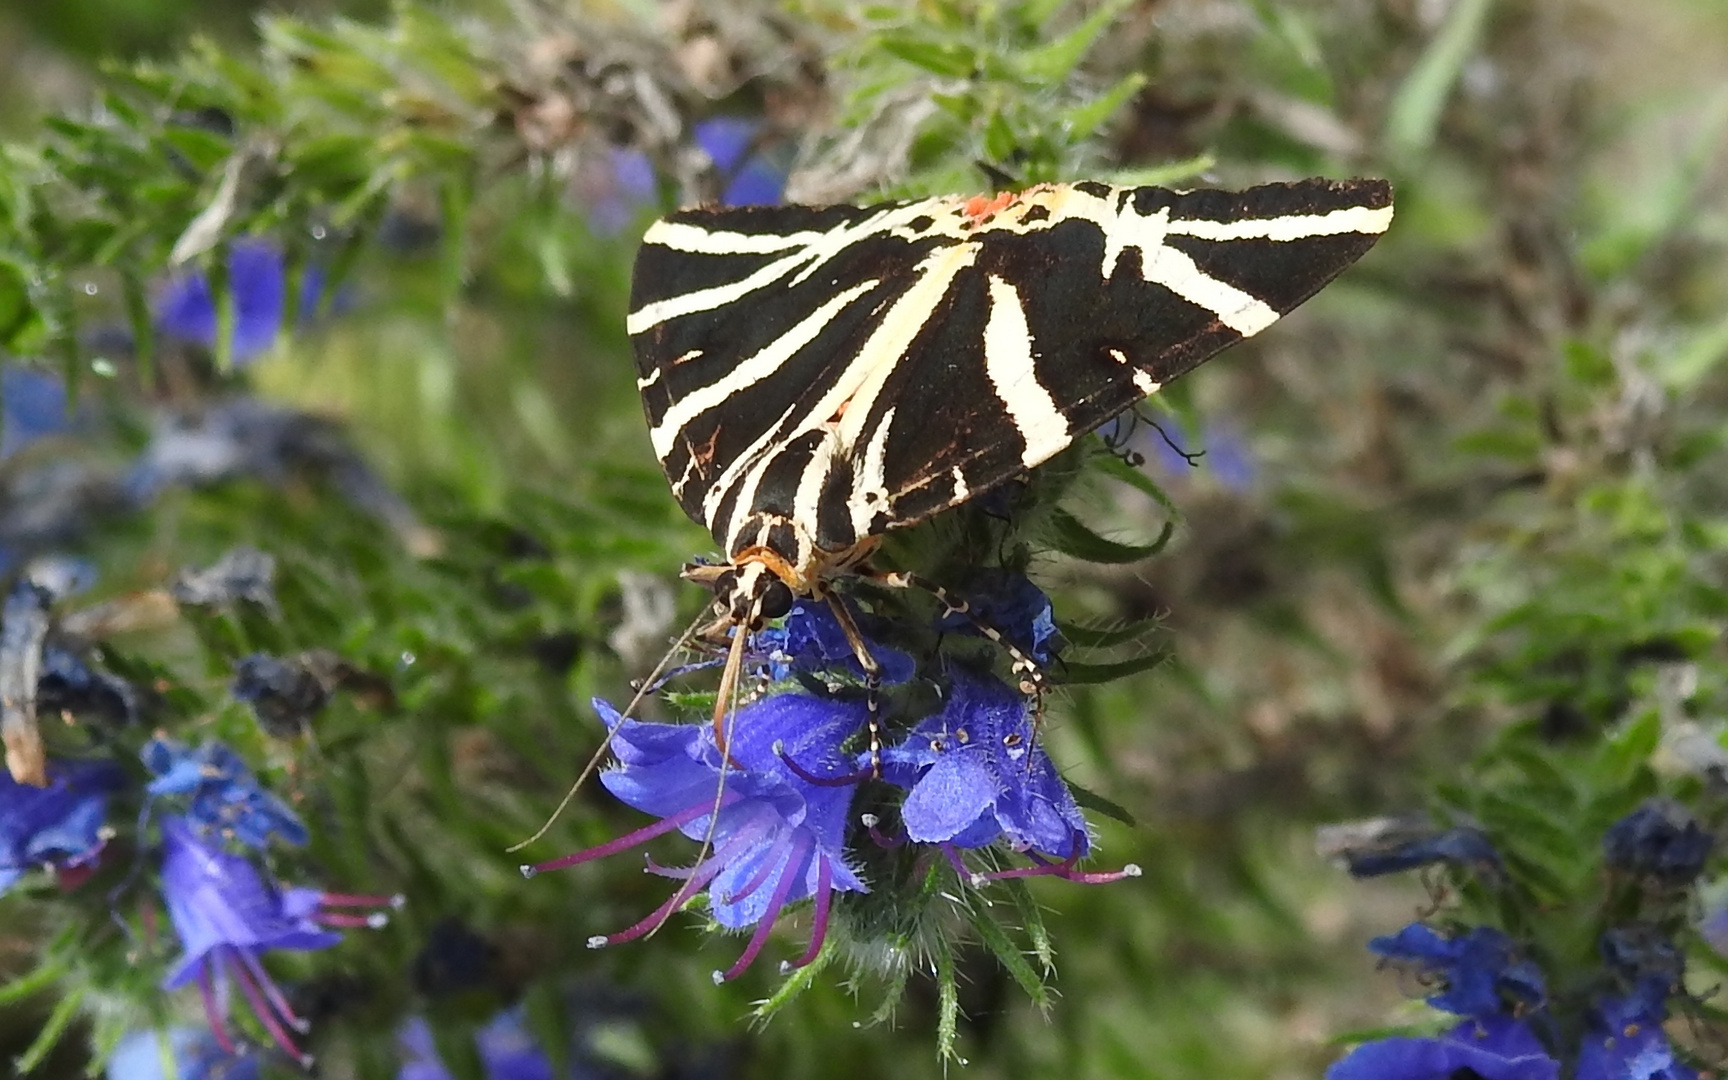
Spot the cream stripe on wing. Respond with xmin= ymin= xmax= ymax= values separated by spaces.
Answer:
xmin=643 ymin=219 xmax=825 ymax=255
xmin=1167 ymin=203 xmax=1393 ymax=242
xmin=649 ymin=279 xmax=879 ymax=459
xmin=1138 ymin=246 xmax=1278 ymax=335
xmin=982 ymin=275 xmax=1070 ymax=469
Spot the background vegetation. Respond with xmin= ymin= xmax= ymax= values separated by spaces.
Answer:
xmin=3 ymin=1 xmax=1728 ymax=1078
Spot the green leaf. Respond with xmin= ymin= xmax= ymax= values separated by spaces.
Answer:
xmin=16 ymin=985 xmax=85 ymax=1074
xmin=1054 ymin=650 xmax=1171 ymax=685
xmin=930 ymin=929 xmax=961 ymax=1062
xmin=878 ymin=35 xmax=976 ymax=78
xmin=1046 ymin=507 xmax=1171 ymax=564
xmin=968 ymin=895 xmax=1053 ymax=1010
xmin=1600 ymin=708 xmax=1662 ymax=784
xmin=1661 ymin=308 xmax=1728 ymax=392
xmin=0 ymin=958 xmax=67 ymax=1008
xmin=1384 ymin=0 xmax=1495 ymax=158
xmin=1056 ymin=615 xmax=1161 ymax=650
xmin=0 ymin=254 xmax=44 ymax=353
xmin=1062 ymin=72 xmax=1148 ymax=143
xmin=1012 ymin=0 xmax=1133 ymax=83
xmin=1091 ymin=451 xmax=1179 ymax=513
xmin=1068 ymin=779 xmax=1138 ymax=826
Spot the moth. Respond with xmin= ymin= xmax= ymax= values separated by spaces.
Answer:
xmin=628 ymin=178 xmax=1392 ymax=715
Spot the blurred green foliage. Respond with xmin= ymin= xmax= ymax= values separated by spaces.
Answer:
xmin=2 ymin=1 xmax=1728 ymax=1078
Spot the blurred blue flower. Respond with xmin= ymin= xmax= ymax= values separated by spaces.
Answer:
xmin=143 ymin=737 xmax=307 ymax=848
xmin=37 ymin=643 xmax=140 ymax=728
xmin=1 ymin=365 xmax=71 ymax=460
xmin=1369 ymin=924 xmax=1546 ymax=1018
xmin=123 ymin=398 xmax=437 ymax=554
xmin=1575 ymin=995 xmax=1698 ymax=1080
xmin=155 ymin=240 xmax=326 ymax=364
xmin=172 ymin=547 xmax=278 ymax=612
xmin=586 ymin=118 xmax=786 ymax=235
xmin=932 ymin=571 xmax=1062 ymax=666
xmin=398 ymin=1009 xmax=555 ymax=1080
xmin=158 ymin=815 xmax=397 ymax=1063
xmin=524 ymin=693 xmax=868 ymax=981
xmin=1343 ymin=825 xmax=1504 ymax=880
xmin=1599 ymin=926 xmax=1685 ymax=1013
xmin=230 ymin=653 xmax=332 ymax=738
xmin=693 ymin=117 xmax=787 ymax=206
xmin=0 ymin=758 xmax=124 ymax=894
xmin=1327 ymin=1015 xmax=1558 ymax=1080
xmin=882 ymin=669 xmax=1134 ymax=886
xmin=1140 ymin=414 xmax=1257 ymax=493
xmin=107 ymin=1026 xmax=261 ymax=1080
xmin=1602 ymin=800 xmax=1714 ymax=886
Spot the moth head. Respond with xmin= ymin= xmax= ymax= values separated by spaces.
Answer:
xmin=711 ymin=561 xmax=795 ymax=630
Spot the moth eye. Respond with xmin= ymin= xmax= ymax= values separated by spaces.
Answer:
xmin=1002 ymin=732 xmax=1023 ymax=748
xmin=955 ymin=729 xmax=970 ymax=744
xmin=928 ymin=738 xmax=946 ymax=752
xmin=757 ymin=579 xmax=794 ymax=620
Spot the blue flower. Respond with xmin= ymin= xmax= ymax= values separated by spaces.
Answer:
xmin=398 ymin=1009 xmax=555 ymax=1080
xmin=143 ymin=737 xmax=307 ymax=848
xmin=693 ymin=117 xmax=787 ymax=206
xmin=0 ymin=758 xmax=124 ymax=894
xmin=107 ymin=1026 xmax=261 ymax=1080
xmin=1327 ymin=1015 xmax=1559 ymax=1080
xmin=1342 ymin=825 xmax=1504 ymax=880
xmin=524 ymin=693 xmax=868 ymax=981
xmin=1576 ymin=995 xmax=1698 ymax=1080
xmin=1 ymin=365 xmax=71 ymax=460
xmin=155 ymin=240 xmax=327 ymax=363
xmin=158 ymin=815 xmax=397 ymax=1063
xmin=1602 ymin=800 xmax=1714 ymax=886
xmin=1369 ymin=924 xmax=1545 ymax=1018
xmin=882 ymin=669 xmax=1133 ymax=885
xmin=754 ymin=599 xmax=915 ymax=685
xmin=932 ymin=571 xmax=1062 ymax=666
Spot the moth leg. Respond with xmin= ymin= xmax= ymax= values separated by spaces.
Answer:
xmin=863 ymin=569 xmax=1049 ymax=721
xmin=822 ymin=591 xmax=885 ymax=778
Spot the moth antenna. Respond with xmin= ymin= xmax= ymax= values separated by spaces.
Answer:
xmin=506 ymin=607 xmax=709 ymax=854
xmin=645 ymin=602 xmax=756 ymax=941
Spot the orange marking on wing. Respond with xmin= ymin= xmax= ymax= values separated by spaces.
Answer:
xmin=963 ymin=191 xmax=1016 ymax=222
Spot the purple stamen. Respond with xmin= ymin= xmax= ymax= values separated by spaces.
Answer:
xmin=862 ymin=814 xmax=904 ymax=848
xmin=318 ymin=891 xmax=401 ymax=909
xmin=597 ymin=855 xmax=730 ymax=947
xmin=198 ymin=968 xmax=236 ymax=1055
xmin=783 ymin=854 xmax=834 ymax=973
xmin=316 ymin=910 xmax=386 ymax=929
xmin=596 ymin=820 xmax=773 ymax=946
xmin=234 ymin=943 xmax=311 ymax=1034
xmin=773 ymin=742 xmax=871 ymax=788
xmin=717 ymin=834 xmax=809 ymax=982
xmin=642 ymin=854 xmax=697 ymax=880
xmin=226 ymin=948 xmax=311 ymax=1063
xmin=975 ymin=850 xmax=1143 ymax=885
xmin=524 ymin=797 xmax=732 ymax=876
xmin=940 ymin=844 xmax=984 ymax=886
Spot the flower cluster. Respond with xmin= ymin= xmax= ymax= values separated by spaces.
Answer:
xmin=1328 ymin=800 xmax=1714 ymax=1080
xmin=525 ymin=578 xmax=1138 ymax=980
